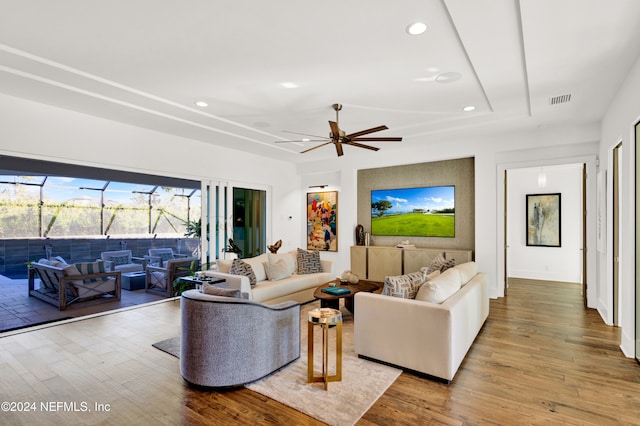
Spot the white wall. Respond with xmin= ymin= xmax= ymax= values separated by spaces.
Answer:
xmin=599 ymin=54 xmax=640 ymax=356
xmin=0 ymin=93 xmax=304 ymax=258
xmin=507 ymin=164 xmax=583 ymax=283
xmin=298 ymin=126 xmax=600 ymax=302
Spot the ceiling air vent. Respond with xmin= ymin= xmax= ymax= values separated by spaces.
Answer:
xmin=549 ymin=94 xmax=572 ymax=105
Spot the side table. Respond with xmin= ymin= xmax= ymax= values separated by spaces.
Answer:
xmin=307 ymin=307 xmax=342 ymax=390
xmin=121 ymin=271 xmax=146 ymax=291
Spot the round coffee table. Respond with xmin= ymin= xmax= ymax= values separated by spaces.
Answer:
xmin=313 ymin=279 xmax=382 ymax=313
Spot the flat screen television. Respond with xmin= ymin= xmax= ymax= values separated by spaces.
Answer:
xmin=371 ymin=185 xmax=455 ymax=237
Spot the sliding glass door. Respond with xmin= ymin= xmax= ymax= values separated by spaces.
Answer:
xmin=233 ymin=187 xmax=267 ymax=258
xmin=201 ymin=181 xmax=267 ymax=265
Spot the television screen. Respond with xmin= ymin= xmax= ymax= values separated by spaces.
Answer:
xmin=371 ymin=185 xmax=455 ymax=237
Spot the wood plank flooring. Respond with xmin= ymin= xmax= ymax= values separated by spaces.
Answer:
xmin=0 ymin=278 xmax=638 ymax=425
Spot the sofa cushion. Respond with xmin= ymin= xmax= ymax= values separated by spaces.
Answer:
xmin=229 ymin=259 xmax=257 ymax=287
xmin=297 ymin=248 xmax=322 ymax=274
xmin=263 ymin=259 xmax=290 ymax=281
xmin=415 ymin=267 xmax=461 ymax=303
xmin=267 ymin=252 xmax=296 ymax=275
xmin=251 ymin=272 xmax=330 ymax=303
xmin=202 ymin=282 xmax=241 ymax=298
xmin=382 ymin=271 xmax=425 ymax=299
xmin=454 ymin=261 xmax=477 ymax=285
xmin=242 ymin=253 xmax=269 ymax=282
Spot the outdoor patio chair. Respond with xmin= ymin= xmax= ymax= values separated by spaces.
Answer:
xmin=146 ymin=257 xmax=199 ymax=297
xmin=99 ymin=250 xmax=147 ymax=273
xmin=145 ymin=248 xmax=189 ymax=267
xmin=29 ymin=259 xmax=121 ymax=310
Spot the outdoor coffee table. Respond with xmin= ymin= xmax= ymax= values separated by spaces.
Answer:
xmin=313 ymin=279 xmax=382 ymax=313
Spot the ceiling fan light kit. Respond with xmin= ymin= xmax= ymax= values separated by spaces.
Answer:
xmin=278 ymin=103 xmax=402 ymax=157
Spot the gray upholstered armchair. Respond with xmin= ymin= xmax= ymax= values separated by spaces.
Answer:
xmin=180 ymin=289 xmax=300 ymax=387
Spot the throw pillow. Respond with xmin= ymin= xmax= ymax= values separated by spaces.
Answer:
xmin=267 ymin=252 xmax=296 ymax=275
xmin=242 ymin=253 xmax=269 ymax=282
xmin=425 ymin=252 xmax=447 ymax=274
xmin=229 ymin=259 xmax=257 ymax=288
xmin=74 ymin=260 xmax=107 ymax=276
xmin=217 ymin=259 xmax=233 ymax=273
xmin=440 ymin=259 xmax=456 ymax=272
xmin=454 ymin=261 xmax=477 ymax=285
xmin=415 ymin=267 xmax=461 ymax=303
xmin=202 ymin=283 xmax=241 ymax=298
xmin=297 ymin=248 xmax=322 ymax=274
xmin=108 ymin=255 xmax=131 ymax=266
xmin=263 ymin=260 xmax=291 ymax=281
xmin=382 ymin=271 xmax=425 ymax=299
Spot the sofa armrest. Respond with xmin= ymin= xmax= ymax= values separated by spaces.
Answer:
xmin=203 ymin=271 xmax=252 ymax=299
xmin=131 ymin=256 xmax=148 ymax=268
xmin=354 ymin=292 xmax=453 ymax=379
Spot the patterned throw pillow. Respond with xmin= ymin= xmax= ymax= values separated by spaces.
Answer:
xmin=64 ymin=261 xmax=108 ymax=289
xmin=440 ymin=259 xmax=456 ymax=272
xmin=296 ymin=248 xmax=322 ymax=274
xmin=382 ymin=271 xmax=425 ymax=299
xmin=108 ymin=255 xmax=131 ymax=266
xmin=425 ymin=252 xmax=448 ymax=274
xmin=229 ymin=259 xmax=257 ymax=288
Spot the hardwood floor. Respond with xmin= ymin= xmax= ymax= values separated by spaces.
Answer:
xmin=0 ymin=279 xmax=638 ymax=425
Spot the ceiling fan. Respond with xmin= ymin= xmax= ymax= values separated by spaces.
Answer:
xmin=277 ymin=104 xmax=402 ymax=156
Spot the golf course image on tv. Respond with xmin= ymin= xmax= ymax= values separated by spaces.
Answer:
xmin=371 ymin=185 xmax=455 ymax=237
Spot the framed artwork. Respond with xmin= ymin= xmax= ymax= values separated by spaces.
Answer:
xmin=307 ymin=191 xmax=337 ymax=251
xmin=526 ymin=193 xmax=561 ymax=247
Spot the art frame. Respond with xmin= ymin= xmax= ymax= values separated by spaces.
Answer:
xmin=307 ymin=191 xmax=338 ymax=252
xmin=526 ymin=193 xmax=561 ymax=247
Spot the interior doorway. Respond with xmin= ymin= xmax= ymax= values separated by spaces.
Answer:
xmin=504 ymin=164 xmax=586 ymax=298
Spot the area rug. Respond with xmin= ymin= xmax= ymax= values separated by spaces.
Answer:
xmin=153 ymin=301 xmax=401 ymax=426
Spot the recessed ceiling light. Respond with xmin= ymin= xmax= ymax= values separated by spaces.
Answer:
xmin=463 ymin=106 xmax=475 ymax=112
xmin=280 ymin=82 xmax=298 ymax=89
xmin=195 ymin=101 xmax=208 ymax=107
xmin=302 ymin=138 xmax=311 ymax=142
xmin=435 ymin=72 xmax=462 ymax=83
xmin=406 ymin=22 xmax=427 ymax=35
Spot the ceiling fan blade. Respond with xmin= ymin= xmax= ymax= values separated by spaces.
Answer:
xmin=300 ymin=142 xmax=332 ymax=154
xmin=328 ymin=120 xmax=341 ymax=139
xmin=283 ymin=130 xmax=329 ymax=139
xmin=351 ymin=136 xmax=403 ymax=142
xmin=335 ymin=141 xmax=344 ymax=156
xmin=275 ymin=139 xmax=328 ymax=143
xmin=344 ymin=141 xmax=380 ymax=151
xmin=346 ymin=125 xmax=388 ymax=139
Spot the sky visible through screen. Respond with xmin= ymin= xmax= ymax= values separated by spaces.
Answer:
xmin=371 ymin=185 xmax=454 ymax=215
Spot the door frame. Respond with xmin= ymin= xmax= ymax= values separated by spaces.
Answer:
xmin=497 ymin=155 xmax=597 ymax=304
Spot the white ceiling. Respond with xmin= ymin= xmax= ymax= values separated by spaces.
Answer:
xmin=1 ymin=0 xmax=639 ymax=163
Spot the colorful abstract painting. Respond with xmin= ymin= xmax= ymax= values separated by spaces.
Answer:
xmin=307 ymin=191 xmax=337 ymax=251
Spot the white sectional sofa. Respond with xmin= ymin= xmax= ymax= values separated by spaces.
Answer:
xmin=203 ymin=249 xmax=333 ymax=305
xmin=354 ymin=261 xmax=488 ymax=383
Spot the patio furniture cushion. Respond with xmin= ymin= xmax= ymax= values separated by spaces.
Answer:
xmin=100 ymin=250 xmax=145 ymax=273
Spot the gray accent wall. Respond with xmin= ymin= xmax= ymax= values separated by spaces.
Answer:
xmin=357 ymin=157 xmax=475 ymax=252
